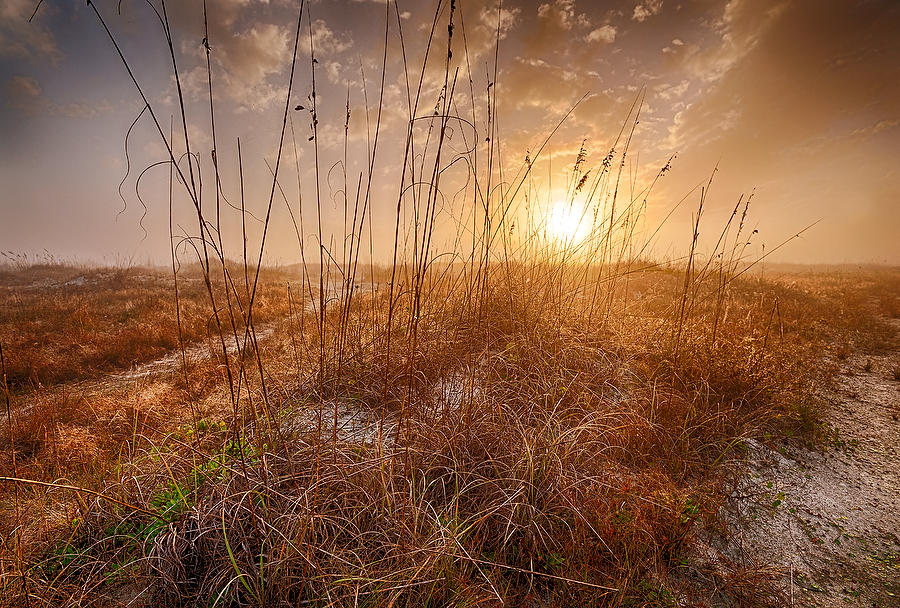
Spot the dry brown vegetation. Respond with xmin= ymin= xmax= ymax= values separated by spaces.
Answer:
xmin=0 ymin=263 xmax=292 ymax=388
xmin=2 ymin=261 xmax=897 ymax=607
xmin=3 ymin=1 xmax=899 ymax=606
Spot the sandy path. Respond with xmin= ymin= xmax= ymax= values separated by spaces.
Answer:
xmin=1 ymin=280 xmax=383 ymax=425
xmin=0 ymin=321 xmax=280 ymax=428
xmin=705 ymin=320 xmax=900 ymax=606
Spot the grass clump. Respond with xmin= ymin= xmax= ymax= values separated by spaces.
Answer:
xmin=5 ymin=262 xmax=874 ymax=607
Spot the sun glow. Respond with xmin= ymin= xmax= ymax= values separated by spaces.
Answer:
xmin=547 ymin=202 xmax=590 ymax=244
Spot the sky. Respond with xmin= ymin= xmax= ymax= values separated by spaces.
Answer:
xmin=1 ymin=0 xmax=899 ymax=266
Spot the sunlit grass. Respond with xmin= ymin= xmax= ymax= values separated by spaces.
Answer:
xmin=2 ymin=2 xmax=898 ymax=607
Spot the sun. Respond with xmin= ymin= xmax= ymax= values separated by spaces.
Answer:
xmin=547 ymin=202 xmax=590 ymax=244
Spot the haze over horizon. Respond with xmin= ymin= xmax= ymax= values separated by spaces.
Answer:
xmin=1 ymin=0 xmax=898 ymax=266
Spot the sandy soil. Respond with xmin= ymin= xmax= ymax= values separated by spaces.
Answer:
xmin=698 ymin=320 xmax=900 ymax=607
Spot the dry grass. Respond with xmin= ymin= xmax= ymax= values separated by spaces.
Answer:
xmin=2 ymin=262 xmax=896 ymax=607
xmin=0 ymin=263 xmax=292 ymax=388
xmin=3 ymin=2 xmax=899 ymax=606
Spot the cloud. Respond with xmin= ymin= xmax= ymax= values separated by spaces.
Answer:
xmin=649 ymin=0 xmax=900 ymax=261
xmin=668 ymin=0 xmax=787 ymax=85
xmin=528 ymin=0 xmax=595 ymax=55
xmin=178 ymin=18 xmax=296 ymax=112
xmin=4 ymin=0 xmax=899 ymax=265
xmin=632 ymin=0 xmax=663 ymax=22
xmin=586 ymin=25 xmax=616 ymax=44
xmin=166 ymin=3 xmax=348 ymax=112
xmin=230 ymin=23 xmax=292 ymax=81
xmin=3 ymin=74 xmax=42 ymax=114
xmin=0 ymin=0 xmax=62 ymax=63
xmin=3 ymin=74 xmax=115 ymax=118
xmin=851 ymin=119 xmax=899 ymax=138
xmin=479 ymin=4 xmax=521 ymax=40
xmin=180 ymin=18 xmax=351 ymax=111
xmin=209 ymin=22 xmax=293 ymax=111
xmin=443 ymin=2 xmax=521 ymax=65
xmin=655 ymin=79 xmax=690 ymax=100
xmin=537 ymin=0 xmax=576 ymax=30
xmin=662 ymin=38 xmax=685 ymax=54
xmin=308 ymin=19 xmax=352 ymax=55
xmin=324 ymin=60 xmax=344 ymax=85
